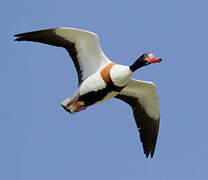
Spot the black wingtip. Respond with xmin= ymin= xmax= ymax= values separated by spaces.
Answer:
xmin=145 ymin=152 xmax=150 ymax=159
xmin=144 ymin=148 xmax=155 ymax=158
xmin=144 ymin=153 xmax=154 ymax=159
xmin=14 ymin=38 xmax=22 ymax=41
xmin=14 ymin=32 xmax=30 ymax=41
xmin=14 ymin=34 xmax=22 ymax=41
xmin=150 ymin=153 xmax=154 ymax=158
xmin=150 ymin=150 xmax=154 ymax=158
xmin=145 ymin=147 xmax=155 ymax=158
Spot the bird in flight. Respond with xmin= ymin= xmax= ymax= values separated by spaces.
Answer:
xmin=15 ymin=27 xmax=162 ymax=158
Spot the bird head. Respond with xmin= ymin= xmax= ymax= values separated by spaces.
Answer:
xmin=130 ymin=53 xmax=162 ymax=72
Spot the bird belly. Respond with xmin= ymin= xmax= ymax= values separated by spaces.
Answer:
xmin=78 ymin=86 xmax=119 ymax=106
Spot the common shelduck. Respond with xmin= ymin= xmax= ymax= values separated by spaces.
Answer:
xmin=14 ymin=28 xmax=162 ymax=158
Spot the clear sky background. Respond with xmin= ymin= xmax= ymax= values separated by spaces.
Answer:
xmin=1 ymin=0 xmax=208 ymax=179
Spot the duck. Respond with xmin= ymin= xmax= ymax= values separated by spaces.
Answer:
xmin=14 ymin=27 xmax=162 ymax=158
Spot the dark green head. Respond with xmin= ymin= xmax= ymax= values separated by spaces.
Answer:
xmin=130 ymin=53 xmax=162 ymax=72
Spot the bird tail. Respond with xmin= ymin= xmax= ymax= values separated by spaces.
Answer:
xmin=61 ymin=94 xmax=85 ymax=114
xmin=61 ymin=97 xmax=74 ymax=114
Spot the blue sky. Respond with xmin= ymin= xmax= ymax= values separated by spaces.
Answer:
xmin=1 ymin=0 xmax=208 ymax=179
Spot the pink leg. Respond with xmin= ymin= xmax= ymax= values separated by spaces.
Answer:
xmin=66 ymin=94 xmax=80 ymax=108
xmin=74 ymin=105 xmax=88 ymax=112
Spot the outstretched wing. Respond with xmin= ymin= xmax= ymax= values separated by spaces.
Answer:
xmin=115 ymin=78 xmax=160 ymax=158
xmin=14 ymin=28 xmax=111 ymax=85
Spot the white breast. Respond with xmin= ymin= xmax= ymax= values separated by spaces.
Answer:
xmin=110 ymin=65 xmax=133 ymax=86
xmin=79 ymin=72 xmax=106 ymax=95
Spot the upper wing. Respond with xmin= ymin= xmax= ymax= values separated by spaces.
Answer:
xmin=14 ymin=27 xmax=111 ymax=85
xmin=115 ymin=78 xmax=160 ymax=158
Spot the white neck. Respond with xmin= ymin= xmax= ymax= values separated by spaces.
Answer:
xmin=110 ymin=65 xmax=133 ymax=86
